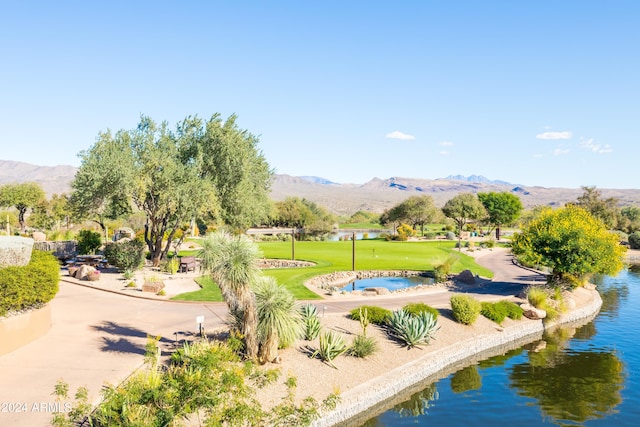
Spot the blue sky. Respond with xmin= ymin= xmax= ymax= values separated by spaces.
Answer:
xmin=1 ymin=1 xmax=638 ymax=188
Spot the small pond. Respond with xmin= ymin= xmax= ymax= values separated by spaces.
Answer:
xmin=341 ymin=276 xmax=434 ymax=292
xmin=329 ymin=231 xmax=384 ymax=241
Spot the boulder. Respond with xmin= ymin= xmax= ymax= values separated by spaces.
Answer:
xmin=0 ymin=236 xmax=34 ymax=267
xmin=75 ymin=265 xmax=97 ymax=280
xmin=364 ymin=287 xmax=391 ymax=295
xmin=455 ymin=269 xmax=476 ymax=285
xmin=31 ymin=232 xmax=46 ymax=242
xmin=520 ymin=303 xmax=546 ymax=320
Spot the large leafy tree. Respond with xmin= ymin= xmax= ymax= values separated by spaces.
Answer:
xmin=382 ymin=195 xmax=438 ymax=235
xmin=477 ymin=191 xmax=523 ymax=240
xmin=269 ymin=197 xmax=335 ymax=235
xmin=573 ymin=186 xmax=619 ymax=229
xmin=442 ymin=193 xmax=487 ymax=250
xmin=71 ymin=117 xmax=216 ymax=266
xmin=511 ymin=205 xmax=626 ymax=287
xmin=183 ymin=114 xmax=273 ymax=231
xmin=69 ymin=129 xmax=135 ymax=237
xmin=0 ymin=182 xmax=46 ymax=231
xmin=619 ymin=206 xmax=640 ymax=234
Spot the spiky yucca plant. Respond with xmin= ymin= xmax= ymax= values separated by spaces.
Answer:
xmin=300 ymin=303 xmax=322 ymax=340
xmin=386 ymin=309 xmax=440 ymax=348
xmin=312 ymin=331 xmax=348 ymax=369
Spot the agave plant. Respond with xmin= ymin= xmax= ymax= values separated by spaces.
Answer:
xmin=386 ymin=309 xmax=440 ymax=348
xmin=312 ymin=331 xmax=348 ymax=369
xmin=300 ymin=303 xmax=322 ymax=341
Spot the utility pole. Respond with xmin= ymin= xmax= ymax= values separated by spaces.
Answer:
xmin=352 ymin=232 xmax=356 ymax=271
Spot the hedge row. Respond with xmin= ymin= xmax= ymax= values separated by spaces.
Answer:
xmin=0 ymin=251 xmax=60 ymax=317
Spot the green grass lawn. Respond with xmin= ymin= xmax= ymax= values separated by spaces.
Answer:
xmin=172 ymin=239 xmax=493 ymax=302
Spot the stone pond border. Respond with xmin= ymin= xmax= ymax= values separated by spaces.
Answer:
xmin=311 ymin=288 xmax=603 ymax=427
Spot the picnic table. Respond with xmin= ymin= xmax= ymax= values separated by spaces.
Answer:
xmin=66 ymin=255 xmax=108 ymax=269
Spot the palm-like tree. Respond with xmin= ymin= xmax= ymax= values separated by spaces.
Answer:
xmin=199 ymin=232 xmax=261 ymax=359
xmin=254 ymin=276 xmax=303 ymax=363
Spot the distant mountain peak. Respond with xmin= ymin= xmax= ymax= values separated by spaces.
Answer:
xmin=443 ymin=174 xmax=512 ymax=186
xmin=299 ymin=176 xmax=337 ymax=185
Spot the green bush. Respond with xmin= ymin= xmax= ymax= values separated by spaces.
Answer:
xmin=349 ymin=305 xmax=392 ymax=325
xmin=450 ymin=294 xmax=482 ymax=325
xmin=434 ymin=254 xmax=458 ymax=283
xmin=103 ymin=239 xmax=146 ymax=271
xmin=445 ymin=232 xmax=456 ymax=240
xmin=629 ymin=232 xmax=640 ymax=250
xmin=77 ymin=229 xmax=102 ymax=255
xmin=0 ymin=251 xmax=60 ymax=316
xmin=481 ymin=301 xmax=508 ymax=324
xmin=498 ymin=300 xmax=524 ymax=320
xmin=402 ymin=302 xmax=439 ymax=319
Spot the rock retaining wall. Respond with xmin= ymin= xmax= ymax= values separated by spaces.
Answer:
xmin=312 ymin=289 xmax=603 ymax=427
xmin=307 ymin=270 xmax=426 ymax=290
xmin=257 ymin=259 xmax=316 ymax=269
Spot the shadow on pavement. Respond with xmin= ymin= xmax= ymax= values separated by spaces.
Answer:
xmin=91 ymin=321 xmax=174 ymax=355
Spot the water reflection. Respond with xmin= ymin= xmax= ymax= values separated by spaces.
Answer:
xmin=450 ymin=365 xmax=481 ymax=393
xmin=511 ymin=329 xmax=624 ymax=424
xmin=357 ymin=270 xmax=635 ymax=427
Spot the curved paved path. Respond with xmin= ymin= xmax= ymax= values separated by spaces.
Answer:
xmin=0 ymin=248 xmax=541 ymax=426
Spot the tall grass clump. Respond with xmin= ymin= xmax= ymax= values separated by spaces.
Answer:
xmin=450 ymin=294 xmax=482 ymax=325
xmin=348 ymin=307 xmax=378 ymax=358
xmin=349 ymin=305 xmax=392 ymax=325
xmin=526 ymin=286 xmax=561 ymax=321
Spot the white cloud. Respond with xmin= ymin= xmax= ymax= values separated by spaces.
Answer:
xmin=386 ymin=130 xmax=415 ymax=140
xmin=553 ymin=148 xmax=569 ymax=156
xmin=579 ymin=138 xmax=613 ymax=154
xmin=536 ymin=131 xmax=572 ymax=140
xmin=532 ymin=153 xmax=544 ymax=158
xmin=438 ymin=141 xmax=454 ymax=147
xmin=439 ymin=150 xmax=450 ymax=156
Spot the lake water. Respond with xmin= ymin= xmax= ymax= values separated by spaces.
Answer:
xmin=354 ymin=265 xmax=640 ymax=426
xmin=341 ymin=276 xmax=434 ymax=292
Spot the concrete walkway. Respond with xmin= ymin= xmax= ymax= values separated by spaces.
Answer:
xmin=0 ymin=248 xmax=538 ymax=426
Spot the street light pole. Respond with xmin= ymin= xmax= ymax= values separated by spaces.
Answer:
xmin=352 ymin=231 xmax=356 ymax=271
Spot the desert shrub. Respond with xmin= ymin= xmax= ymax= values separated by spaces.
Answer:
xmin=423 ymin=232 xmax=437 ymax=239
xmin=396 ymin=223 xmax=415 ymax=241
xmin=362 ymin=233 xmax=369 ymax=240
xmin=629 ymin=232 xmax=640 ymax=250
xmin=349 ymin=305 xmax=391 ymax=325
xmin=484 ymin=239 xmax=496 ymax=248
xmin=402 ymin=302 xmax=439 ymax=319
xmin=0 ymin=250 xmax=60 ymax=316
xmin=499 ymin=300 xmax=524 ymax=320
xmin=386 ymin=309 xmax=439 ymax=348
xmin=312 ymin=331 xmax=348 ymax=368
xmin=450 ymin=294 xmax=482 ymax=325
xmin=349 ymin=334 xmax=378 ymax=358
xmin=77 ymin=229 xmax=102 ymax=255
xmin=434 ymin=254 xmax=458 ymax=283
xmin=162 ymin=256 xmax=179 ymax=275
xmin=481 ymin=301 xmax=508 ymax=324
xmin=103 ymin=239 xmax=146 ymax=271
xmin=445 ymin=231 xmax=456 ymax=240
xmin=300 ymin=303 xmax=322 ymax=341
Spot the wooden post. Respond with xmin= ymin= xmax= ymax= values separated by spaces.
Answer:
xmin=352 ymin=232 xmax=356 ymax=271
xmin=291 ymin=228 xmax=295 ymax=260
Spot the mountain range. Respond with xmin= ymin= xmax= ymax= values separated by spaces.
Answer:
xmin=2 ymin=160 xmax=639 ymax=216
